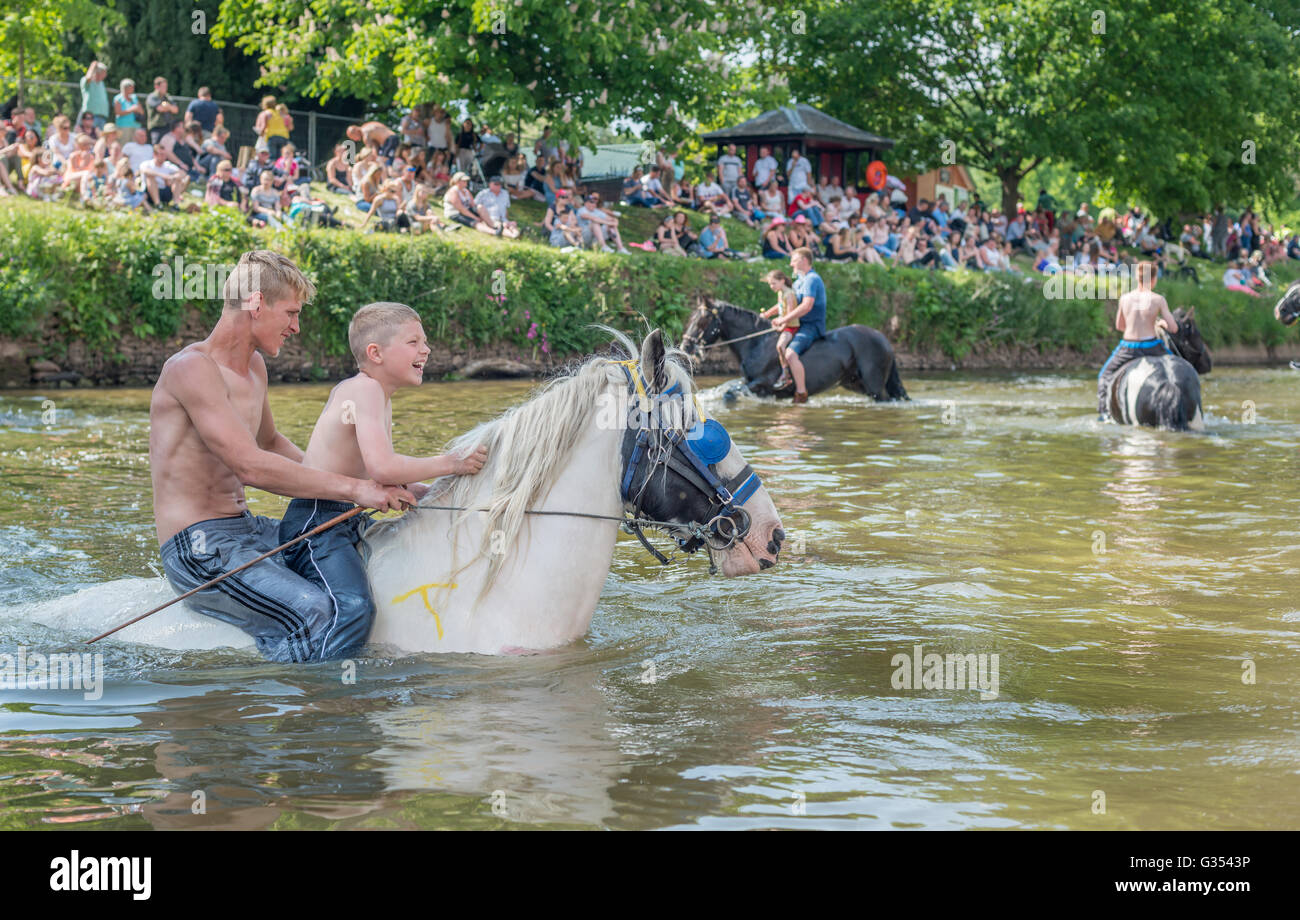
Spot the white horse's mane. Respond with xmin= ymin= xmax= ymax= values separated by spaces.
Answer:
xmin=364 ymin=327 xmax=700 ymax=600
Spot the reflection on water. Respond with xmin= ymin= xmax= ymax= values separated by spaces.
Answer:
xmin=2 ymin=368 xmax=1300 ymax=829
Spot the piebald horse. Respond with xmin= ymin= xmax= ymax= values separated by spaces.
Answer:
xmin=51 ymin=330 xmax=783 ymax=656
xmin=1105 ymin=307 xmax=1212 ymax=431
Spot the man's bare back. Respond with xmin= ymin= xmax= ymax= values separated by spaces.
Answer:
xmin=1117 ymin=288 xmax=1178 ymax=340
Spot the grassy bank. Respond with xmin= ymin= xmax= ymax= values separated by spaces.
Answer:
xmin=1 ymin=197 xmax=1295 ymax=377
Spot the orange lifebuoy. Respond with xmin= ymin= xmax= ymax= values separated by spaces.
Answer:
xmin=865 ymin=160 xmax=887 ymax=191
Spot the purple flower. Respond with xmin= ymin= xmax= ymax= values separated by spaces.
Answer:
xmin=524 ymin=309 xmax=531 ymax=319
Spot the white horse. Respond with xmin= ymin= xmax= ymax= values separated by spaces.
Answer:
xmin=31 ymin=329 xmax=783 ymax=656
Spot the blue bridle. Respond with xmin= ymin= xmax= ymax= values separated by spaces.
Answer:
xmin=615 ymin=361 xmax=761 ymax=561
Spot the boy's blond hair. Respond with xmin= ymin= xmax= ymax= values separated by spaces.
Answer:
xmin=222 ymin=249 xmax=316 ymax=312
xmin=349 ymin=302 xmax=421 ymax=366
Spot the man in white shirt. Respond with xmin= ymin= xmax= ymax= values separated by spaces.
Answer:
xmin=121 ymin=128 xmax=155 ymax=175
xmin=717 ymin=143 xmax=743 ymax=197
xmin=817 ymin=176 xmax=836 ymax=206
xmin=786 ymin=149 xmax=812 ymax=197
xmin=139 ymin=144 xmax=189 ymax=207
xmin=576 ymin=193 xmax=629 ymax=253
xmin=695 ymin=172 xmax=729 ymax=215
xmin=642 ymin=166 xmax=674 ymax=207
xmin=753 ymin=145 xmax=777 ymax=189
xmin=473 ymin=175 xmax=520 ymax=238
xmin=840 ymin=184 xmax=862 ymax=219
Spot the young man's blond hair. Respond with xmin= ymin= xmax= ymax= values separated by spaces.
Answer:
xmin=222 ymin=249 xmax=316 ymax=311
xmin=348 ymin=302 xmax=422 ymax=367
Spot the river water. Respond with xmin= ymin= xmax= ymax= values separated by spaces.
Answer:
xmin=1 ymin=367 xmax=1298 ymax=829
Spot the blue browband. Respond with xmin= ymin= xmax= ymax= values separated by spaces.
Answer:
xmin=616 ymin=362 xmax=761 ymax=549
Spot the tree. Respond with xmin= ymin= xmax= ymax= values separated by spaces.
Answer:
xmin=0 ymin=0 xmax=122 ymax=107
xmin=210 ymin=0 xmax=756 ymax=148
xmin=749 ymin=0 xmax=1300 ymax=216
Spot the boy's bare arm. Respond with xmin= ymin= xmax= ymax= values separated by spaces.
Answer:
xmin=349 ymin=376 xmax=488 ymax=485
xmin=1158 ymin=297 xmax=1179 ymax=332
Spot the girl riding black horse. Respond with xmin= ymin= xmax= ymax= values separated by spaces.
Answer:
xmin=681 ymin=296 xmax=908 ymax=401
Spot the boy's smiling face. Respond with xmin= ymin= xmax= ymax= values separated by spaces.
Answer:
xmin=367 ymin=319 xmax=430 ymax=387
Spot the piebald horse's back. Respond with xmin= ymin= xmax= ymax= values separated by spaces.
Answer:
xmin=1111 ymin=354 xmax=1205 ymax=431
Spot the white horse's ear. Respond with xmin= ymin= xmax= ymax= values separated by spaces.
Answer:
xmin=641 ymin=329 xmax=667 ymax=391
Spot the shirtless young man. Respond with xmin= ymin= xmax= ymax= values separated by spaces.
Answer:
xmin=1097 ymin=261 xmax=1179 ymax=420
xmin=150 ymin=250 xmax=414 ymax=663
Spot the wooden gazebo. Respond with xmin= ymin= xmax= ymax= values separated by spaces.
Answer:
xmin=701 ymin=104 xmax=895 ymax=191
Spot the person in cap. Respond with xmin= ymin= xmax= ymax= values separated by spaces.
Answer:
xmin=442 ymin=171 xmax=500 ymax=235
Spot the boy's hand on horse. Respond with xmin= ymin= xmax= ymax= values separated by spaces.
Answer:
xmin=450 ymin=445 xmax=489 ymax=476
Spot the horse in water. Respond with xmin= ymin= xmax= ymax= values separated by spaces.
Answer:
xmin=62 ymin=329 xmax=783 ymax=656
xmin=1104 ymin=307 xmax=1212 ymax=431
xmin=681 ymin=296 xmax=908 ymax=401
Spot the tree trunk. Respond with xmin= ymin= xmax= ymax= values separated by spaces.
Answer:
xmin=998 ymin=169 xmax=1020 ymax=218
xmin=17 ymin=42 xmax=24 ymax=110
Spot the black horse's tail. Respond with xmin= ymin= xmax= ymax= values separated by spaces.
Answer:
xmin=1152 ymin=381 xmax=1188 ymax=431
xmin=885 ymin=359 xmax=909 ymax=401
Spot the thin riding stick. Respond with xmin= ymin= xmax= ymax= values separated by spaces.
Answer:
xmin=86 ymin=505 xmax=369 ymax=645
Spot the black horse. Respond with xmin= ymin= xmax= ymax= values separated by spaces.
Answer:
xmin=1105 ymin=307 xmax=1212 ymax=431
xmin=680 ymin=296 xmax=908 ymax=401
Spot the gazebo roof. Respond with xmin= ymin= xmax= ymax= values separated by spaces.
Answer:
xmin=702 ymin=104 xmax=895 ymax=150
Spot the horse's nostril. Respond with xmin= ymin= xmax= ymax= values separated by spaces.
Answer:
xmin=773 ymin=528 xmax=785 ymax=543
xmin=767 ymin=540 xmax=778 ymax=555
xmin=759 ymin=558 xmax=774 ymax=570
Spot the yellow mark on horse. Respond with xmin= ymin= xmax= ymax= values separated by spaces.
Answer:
xmin=392 ymin=582 xmax=458 ymax=640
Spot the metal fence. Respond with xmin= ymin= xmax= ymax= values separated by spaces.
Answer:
xmin=11 ymin=78 xmax=644 ymax=180
xmin=12 ymin=79 xmax=357 ymax=167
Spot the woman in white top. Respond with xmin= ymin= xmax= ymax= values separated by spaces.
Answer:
xmin=758 ymin=180 xmax=785 ymax=219
xmin=47 ymin=116 xmax=76 ymax=165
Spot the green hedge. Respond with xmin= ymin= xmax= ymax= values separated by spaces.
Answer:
xmin=1 ymin=199 xmax=1295 ymax=366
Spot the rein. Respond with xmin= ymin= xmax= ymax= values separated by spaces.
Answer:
xmin=698 ymin=327 xmax=777 ymax=350
xmin=682 ymin=301 xmax=776 ymax=352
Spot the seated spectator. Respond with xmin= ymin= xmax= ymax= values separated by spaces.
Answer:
xmin=243 ymin=147 xmax=283 ymax=194
xmin=1287 ymin=235 xmax=1300 ymax=261
xmin=641 ymin=166 xmax=674 ymax=208
xmin=474 ymin=175 xmax=521 ymax=238
xmin=669 ymin=176 xmax=696 ymax=209
xmin=184 ymin=87 xmax=223 ymax=139
xmin=544 ymin=190 xmax=583 ymax=248
xmin=758 ymin=180 xmax=785 ymax=221
xmin=654 ymin=213 xmax=687 ymax=256
xmin=788 ymin=188 xmax=825 ymax=228
xmin=204 ymin=159 xmax=245 ymax=210
xmin=1006 ymin=211 xmax=1027 ymax=250
xmin=61 ymin=133 xmax=97 ymax=189
xmin=523 ymin=155 xmax=548 ymax=202
xmin=697 ymin=215 xmax=739 ymax=259
xmin=120 ymin=127 xmax=154 ymax=176
xmin=695 ymin=172 xmax=730 ymax=216
xmin=730 ymin=176 xmax=758 ymax=226
xmin=1223 ymin=260 xmax=1260 ymax=296
xmin=76 ymin=111 xmax=100 ymax=142
xmin=159 ymin=121 xmax=202 ymax=180
xmin=761 ymin=216 xmax=793 ymax=259
xmin=442 ymin=171 xmax=498 ymax=234
xmin=111 ymin=157 xmax=149 ymax=211
xmin=248 ymin=167 xmax=285 ymax=227
xmin=575 ymin=192 xmax=625 ymax=252
xmin=139 ymin=144 xmax=189 ymax=208
xmin=403 ymin=182 xmax=450 ymax=234
xmin=361 ymin=179 xmax=409 ymax=232
xmin=673 ymin=211 xmax=699 ymax=253
xmin=274 ymin=142 xmax=307 ymax=190
xmin=622 ymin=166 xmax=654 ymax=206
xmin=1035 ymin=238 xmax=1063 ymax=274
xmin=502 ymin=154 xmax=541 ymax=200
xmin=825 ymin=227 xmax=860 ymax=262
xmin=47 ymin=116 xmax=76 ymax=165
xmin=93 ymin=123 xmax=121 ymax=164
xmin=958 ymin=232 xmax=983 ymax=270
xmin=79 ymin=158 xmax=112 ymax=205
xmin=199 ymin=126 xmax=234 ymax=179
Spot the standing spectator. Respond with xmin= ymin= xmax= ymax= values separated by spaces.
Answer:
xmin=717 ymin=143 xmax=743 ymax=198
xmin=786 ymin=149 xmax=812 ymax=198
xmin=79 ymin=61 xmax=110 ymax=129
xmin=753 ymin=144 xmax=778 ymax=189
xmin=112 ymin=79 xmax=144 ymax=134
xmin=534 ymin=126 xmax=559 ymax=163
xmin=400 ymin=106 xmax=427 ymax=148
xmin=184 ymin=87 xmax=223 ymax=139
xmin=255 ymin=96 xmax=291 ymax=159
xmin=454 ymin=118 xmax=479 ymax=173
xmin=146 ymin=76 xmax=181 ymax=144
xmin=426 ymin=104 xmax=454 ymax=157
